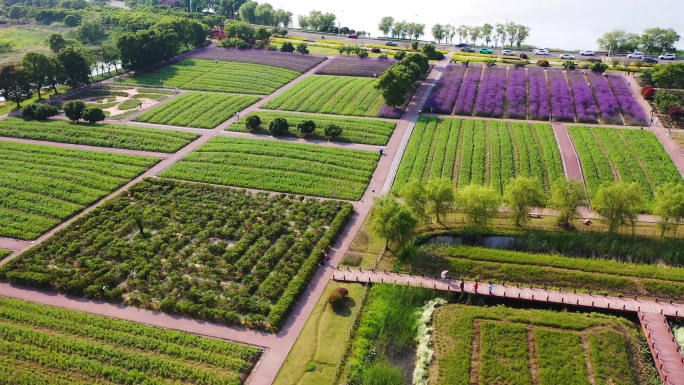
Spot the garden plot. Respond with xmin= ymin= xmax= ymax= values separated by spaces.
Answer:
xmin=193 ymin=47 xmax=326 ymax=72
xmin=0 ymin=141 xmax=157 ymax=240
xmin=0 ymin=179 xmax=352 ymax=331
xmin=64 ymin=86 xmax=175 ymax=119
xmin=315 ymin=56 xmax=396 ymax=77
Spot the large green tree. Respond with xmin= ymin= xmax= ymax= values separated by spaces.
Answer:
xmin=238 ymin=0 xmax=257 ymax=23
xmin=0 ymin=63 xmax=32 ymax=109
xmin=597 ymin=30 xmax=641 ymax=53
xmin=225 ymin=20 xmax=255 ymax=40
xmin=653 ymin=183 xmax=684 ymax=237
xmin=481 ymin=23 xmax=493 ymax=47
xmin=378 ymin=16 xmax=394 ymax=37
xmin=375 ymin=65 xmax=415 ymax=107
xmin=651 ymin=63 xmax=684 ymax=89
xmin=641 ymin=28 xmax=680 ymax=54
xmin=594 ymin=181 xmax=643 ymax=234
xmin=456 ymin=184 xmax=500 ymax=227
xmin=400 ymin=180 xmax=429 ymax=222
xmin=57 ymin=47 xmax=90 ymax=86
xmin=22 ymin=52 xmax=52 ymax=99
xmin=549 ymin=179 xmax=587 ymax=229
xmin=426 ymin=178 xmax=454 ymax=223
xmin=370 ymin=196 xmax=418 ymax=252
xmin=431 ymin=24 xmax=446 ymax=44
xmin=503 ymin=177 xmax=546 ymax=226
xmin=48 ymin=33 xmax=67 ymax=53
xmin=45 ymin=57 xmax=67 ymax=94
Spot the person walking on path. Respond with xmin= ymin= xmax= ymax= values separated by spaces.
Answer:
xmin=440 ymin=270 xmax=449 ymax=281
xmin=459 ymin=280 xmax=465 ymax=291
xmin=474 ymin=282 xmax=479 ymax=293
xmin=488 ymin=282 xmax=493 ymax=295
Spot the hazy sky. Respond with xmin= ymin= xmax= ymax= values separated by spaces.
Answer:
xmin=265 ymin=0 xmax=683 ymax=51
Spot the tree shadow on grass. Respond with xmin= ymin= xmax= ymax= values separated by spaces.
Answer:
xmin=332 ymin=297 xmax=356 ymax=317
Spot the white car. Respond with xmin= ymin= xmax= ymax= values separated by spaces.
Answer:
xmin=579 ymin=50 xmax=595 ymax=56
xmin=659 ymin=53 xmax=676 ymax=60
xmin=534 ymin=48 xmax=549 ymax=55
xmin=627 ymin=51 xmax=645 ymax=59
xmin=559 ymin=54 xmax=575 ymax=60
xmin=502 ymin=50 xmax=516 ymax=56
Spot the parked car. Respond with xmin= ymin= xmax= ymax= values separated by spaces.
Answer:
xmin=559 ymin=53 xmax=576 ymax=60
xmin=627 ymin=51 xmax=644 ymax=59
xmin=579 ymin=50 xmax=595 ymax=56
xmin=479 ymin=48 xmax=494 ymax=54
xmin=385 ymin=41 xmax=397 ymax=46
xmin=460 ymin=46 xmax=475 ymax=52
xmin=642 ymin=57 xmax=658 ymax=64
xmin=347 ymin=34 xmax=358 ymax=39
xmin=533 ymin=48 xmax=549 ymax=55
xmin=502 ymin=50 xmax=516 ymax=56
xmin=659 ymin=53 xmax=676 ymax=60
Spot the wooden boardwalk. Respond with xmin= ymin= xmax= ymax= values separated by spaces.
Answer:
xmin=333 ymin=268 xmax=684 ymax=384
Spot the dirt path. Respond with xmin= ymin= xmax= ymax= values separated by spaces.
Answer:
xmin=552 ymin=123 xmax=583 ymax=181
xmin=0 ymin=136 xmax=170 ymax=158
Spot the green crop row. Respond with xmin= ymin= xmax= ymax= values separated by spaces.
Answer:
xmin=534 ymin=329 xmax=590 ymax=385
xmin=263 ymin=75 xmax=387 ymax=117
xmin=161 ymin=136 xmax=378 ymax=200
xmin=479 ymin=322 xmax=532 ymax=385
xmin=0 ymin=118 xmax=199 ymax=153
xmin=117 ymin=59 xmax=299 ymax=95
xmin=134 ymin=92 xmax=259 ymax=129
xmin=230 ymin=111 xmax=396 ymax=145
xmin=0 ymin=141 xmax=157 ymax=239
xmin=0 ymin=298 xmax=260 ymax=384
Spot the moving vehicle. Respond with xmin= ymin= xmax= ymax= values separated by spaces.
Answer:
xmin=479 ymin=48 xmax=494 ymax=54
xmin=627 ymin=51 xmax=644 ymax=59
xmin=454 ymin=43 xmax=469 ymax=48
xmin=579 ymin=50 xmax=595 ymax=56
xmin=502 ymin=50 xmax=516 ymax=56
xmin=347 ymin=34 xmax=358 ymax=39
xmin=559 ymin=53 xmax=576 ymax=60
xmin=642 ymin=57 xmax=658 ymax=64
xmin=659 ymin=53 xmax=676 ymax=60
xmin=385 ymin=41 xmax=397 ymax=46
xmin=533 ymin=48 xmax=549 ymax=55
xmin=460 ymin=46 xmax=475 ymax=52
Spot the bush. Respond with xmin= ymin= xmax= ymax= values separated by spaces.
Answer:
xmin=82 ymin=107 xmax=106 ymax=124
xmin=63 ymin=99 xmax=86 ymax=122
xmin=370 ymin=48 xmax=381 ymax=53
xmin=519 ymin=53 xmax=528 ymax=59
xmin=296 ymin=119 xmax=316 ymax=136
xmin=34 ymin=104 xmax=59 ymax=120
xmin=358 ymin=50 xmax=369 ymax=59
xmin=562 ymin=61 xmax=576 ymax=70
xmin=536 ymin=60 xmax=549 ymax=68
xmin=421 ymin=44 xmax=444 ymax=60
xmin=642 ymin=87 xmax=656 ymax=100
xmin=327 ymin=291 xmax=344 ymax=308
xmin=305 ymin=362 xmax=316 ymax=372
xmin=484 ymin=59 xmax=496 ymax=67
xmin=265 ymin=44 xmax=277 ymax=51
xmin=378 ymin=53 xmax=388 ymax=59
xmin=296 ymin=43 xmax=309 ymax=54
xmin=514 ymin=61 xmax=529 ymax=68
xmin=20 ymin=104 xmax=37 ymax=120
xmin=335 ymin=287 xmax=349 ymax=297
xmin=411 ymin=41 xmax=419 ymax=50
xmin=245 ymin=115 xmax=261 ymax=130
xmin=280 ymin=42 xmax=294 ymax=53
xmin=323 ymin=124 xmax=342 ymax=139
xmin=394 ymin=51 xmax=406 ymax=60
xmin=669 ymin=107 xmax=684 ymax=122
xmin=589 ymin=62 xmax=609 ymax=74
xmin=268 ymin=117 xmax=289 ymax=136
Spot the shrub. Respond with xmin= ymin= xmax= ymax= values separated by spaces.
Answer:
xmin=589 ymin=62 xmax=609 ymax=74
xmin=394 ymin=51 xmax=406 ymax=60
xmin=280 ymin=42 xmax=294 ymax=53
xmin=245 ymin=115 xmax=261 ymax=130
xmin=484 ymin=59 xmax=496 ymax=67
xmin=305 ymin=362 xmax=316 ymax=372
xmin=20 ymin=104 xmax=38 ymax=120
xmin=642 ymin=87 xmax=656 ymax=100
xmin=265 ymin=44 xmax=277 ymax=51
xmin=296 ymin=119 xmax=316 ymax=136
xmin=514 ymin=61 xmax=529 ymax=68
xmin=268 ymin=117 xmax=289 ymax=136
xmin=82 ymin=107 xmax=106 ymax=124
xmin=335 ymin=287 xmax=349 ymax=297
xmin=669 ymin=107 xmax=684 ymax=122
xmin=519 ymin=53 xmax=528 ymax=59
xmin=536 ymin=60 xmax=549 ymax=68
xmin=579 ymin=63 xmax=591 ymax=69
xmin=562 ymin=61 xmax=576 ymax=70
xmin=378 ymin=53 xmax=388 ymax=59
xmin=371 ymin=48 xmax=381 ymax=53
xmin=327 ymin=291 xmax=344 ymax=308
xmin=323 ymin=124 xmax=342 ymax=139
xmin=63 ymin=100 xmax=86 ymax=122
xmin=358 ymin=50 xmax=369 ymax=59
xmin=296 ymin=43 xmax=309 ymax=54
xmin=236 ymin=40 xmax=251 ymax=50
xmin=411 ymin=41 xmax=419 ymax=50
xmin=34 ymin=104 xmax=59 ymax=120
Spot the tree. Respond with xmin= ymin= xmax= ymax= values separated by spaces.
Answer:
xmin=327 ymin=291 xmax=344 ymax=309
xmin=0 ymin=63 xmax=32 ymax=109
xmin=63 ymin=14 xmax=78 ymax=28
xmin=22 ymin=52 xmax=52 ymax=99
xmin=375 ymin=64 xmax=414 ymax=107
xmin=503 ymin=177 xmax=546 ymax=226
xmin=421 ymin=44 xmax=443 ymax=60
xmin=594 ymin=181 xmax=643 ymax=234
xmin=273 ymin=9 xmax=292 ymax=27
xmin=549 ymin=179 xmax=587 ymax=229
xmin=481 ymin=23 xmax=493 ymax=47
xmin=225 ymin=20 xmax=254 ymax=40
xmin=9 ymin=5 xmax=24 ymax=22
xmin=357 ymin=49 xmax=368 ymax=59
xmin=597 ymin=30 xmax=641 ymax=53
xmin=456 ymin=184 xmax=500 ymax=226
xmin=426 ymin=178 xmax=454 ymax=223
xmin=378 ymin=16 xmax=394 ymax=37
xmin=456 ymin=25 xmax=468 ymax=44
xmin=21 ymin=103 xmax=58 ymax=120
xmin=652 ymin=183 xmax=684 ymax=237
xmin=296 ymin=43 xmax=309 ymax=54
xmin=102 ymin=44 xmax=120 ymax=75
xmin=400 ymin=180 xmax=429 ymax=222
xmin=63 ymin=100 xmax=86 ymax=122
xmin=296 ymin=119 xmax=315 ymax=136
xmin=245 ymin=115 xmax=261 ymax=130
xmin=431 ymin=24 xmax=446 ymax=44
xmin=515 ymin=25 xmax=530 ymax=48
xmin=413 ymin=23 xmax=426 ymax=40
xmin=589 ymin=62 xmax=609 ymax=74
xmin=45 ymin=58 xmax=67 ymax=94
xmin=323 ymin=124 xmax=342 ymax=139
xmin=651 ymin=63 xmax=684 ymax=89
xmin=57 ymin=47 xmax=90 ymax=87
xmin=254 ymin=2 xmax=274 ymax=25
xmin=469 ymin=26 xmax=481 ymax=46
xmin=254 ymin=27 xmax=271 ymax=41
xmin=369 ymin=196 xmax=418 ymax=251
xmin=83 ymin=107 xmax=106 ymax=124
xmin=238 ymin=0 xmax=257 ymax=23
xmin=268 ymin=117 xmax=288 ymax=136
xmin=505 ymin=22 xmax=518 ymax=48
xmin=49 ymin=33 xmax=67 ymax=53
xmin=641 ymin=28 xmax=680 ymax=55
xmin=495 ymin=23 xmax=506 ymax=48
xmin=280 ymin=41 xmax=294 ymax=53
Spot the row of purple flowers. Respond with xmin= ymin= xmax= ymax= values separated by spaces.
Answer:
xmin=606 ymin=74 xmax=649 ymax=126
xmin=474 ymin=67 xmax=507 ymax=118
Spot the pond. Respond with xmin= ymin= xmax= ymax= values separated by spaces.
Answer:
xmin=425 ymin=235 xmax=516 ymax=250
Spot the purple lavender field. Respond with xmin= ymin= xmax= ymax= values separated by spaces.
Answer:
xmin=194 ymin=47 xmax=326 ymax=73
xmin=425 ymin=64 xmax=648 ymax=126
xmin=316 ymin=56 xmax=396 ymax=77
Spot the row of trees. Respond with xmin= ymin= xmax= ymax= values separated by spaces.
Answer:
xmin=375 ymin=53 xmax=429 ymax=107
xmin=597 ymin=28 xmax=680 ymax=54
xmin=295 ymin=10 xmax=368 ymax=36
xmin=371 ymin=178 xmax=684 ymax=251
xmin=236 ymin=0 xmax=292 ymax=27
xmin=377 ymin=17 xmax=425 ymax=40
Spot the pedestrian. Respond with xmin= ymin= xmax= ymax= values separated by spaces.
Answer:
xmin=236 ymin=112 xmax=239 ymax=119
xmin=215 ymin=59 xmax=218 ymax=64
xmin=488 ymin=282 xmax=493 ymax=295
xmin=650 ymin=117 xmax=654 ymax=125
xmin=474 ymin=282 xmax=479 ymax=293
xmin=440 ymin=270 xmax=448 ymax=281
xmin=640 ymin=127 xmax=643 ymax=130
xmin=667 ymin=128 xmax=671 ymax=138
xmin=459 ymin=280 xmax=465 ymax=291
xmin=379 ymin=148 xmax=384 ymax=156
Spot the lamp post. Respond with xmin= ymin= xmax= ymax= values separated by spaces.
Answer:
xmin=337 ymin=10 xmax=343 ymax=40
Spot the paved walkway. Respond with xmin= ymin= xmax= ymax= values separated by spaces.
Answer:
xmin=639 ymin=312 xmax=684 ymax=385
xmin=552 ymin=122 xmax=584 ymax=181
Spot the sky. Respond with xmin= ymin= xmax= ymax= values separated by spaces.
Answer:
xmin=264 ymin=0 xmax=683 ymax=51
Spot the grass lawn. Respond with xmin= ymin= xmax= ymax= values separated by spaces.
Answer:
xmin=672 ymin=132 xmax=684 ymax=147
xmin=0 ymin=86 xmax=69 ymax=116
xmin=341 ymin=221 xmax=385 ymax=269
xmin=273 ymin=282 xmax=365 ymax=385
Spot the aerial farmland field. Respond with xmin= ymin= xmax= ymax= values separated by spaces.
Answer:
xmin=0 ymin=297 xmax=262 ymax=384
xmin=117 ymin=59 xmax=300 ymax=94
xmin=0 ymin=141 xmax=158 ymax=240
xmin=134 ymin=92 xmax=259 ymax=129
xmin=392 ymin=117 xmax=563 ymax=195
xmin=161 ymin=137 xmax=379 ymax=200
